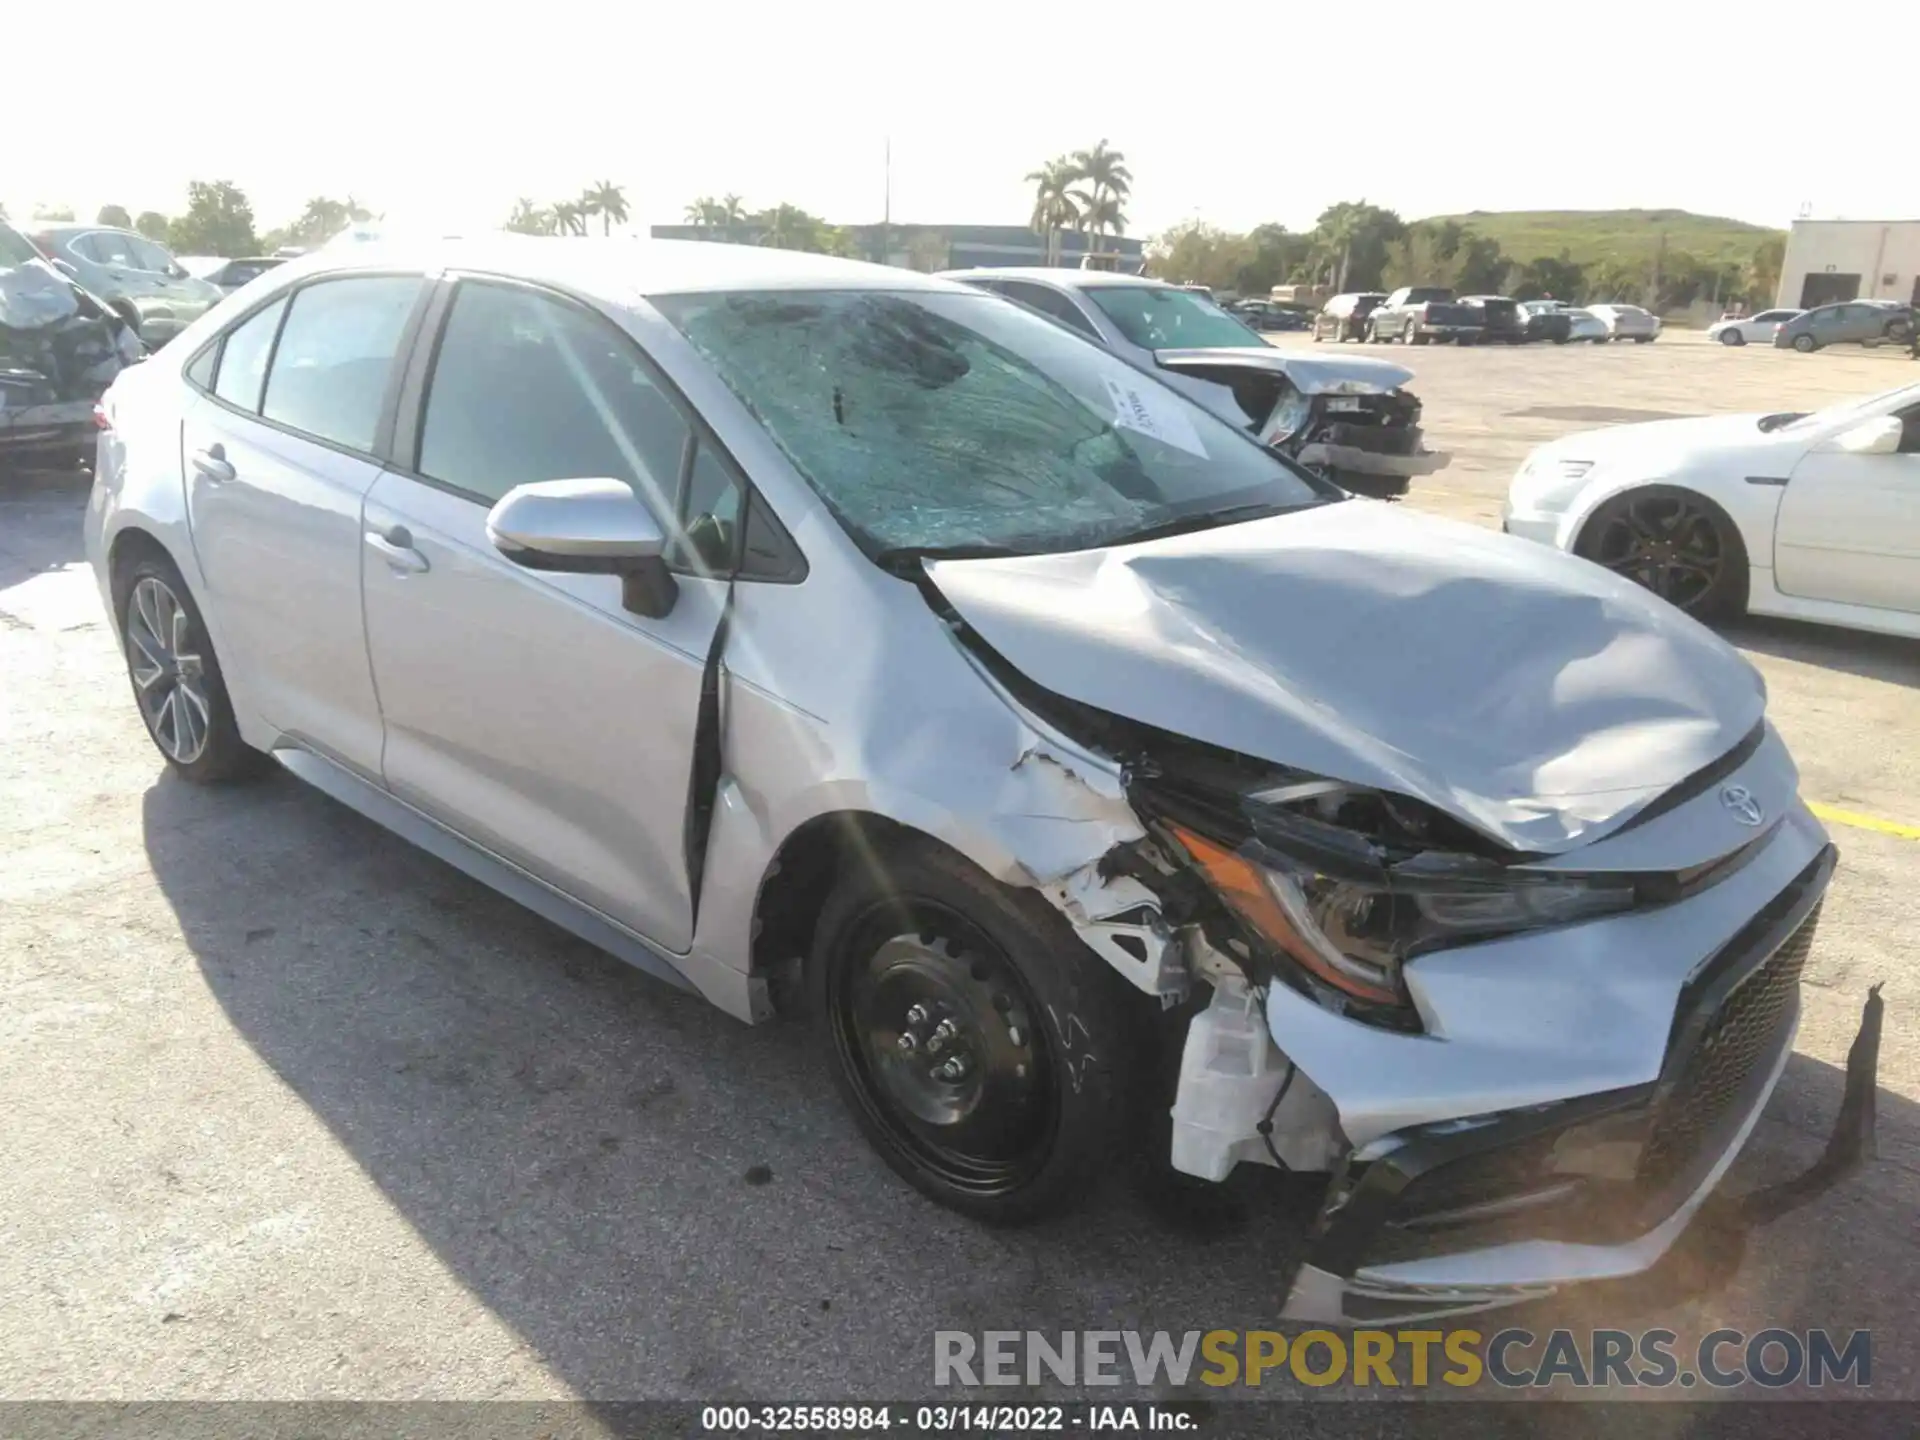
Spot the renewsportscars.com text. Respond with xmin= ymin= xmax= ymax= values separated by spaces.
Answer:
xmin=934 ymin=1328 xmax=1871 ymax=1390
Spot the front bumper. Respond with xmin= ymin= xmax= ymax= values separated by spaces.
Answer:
xmin=1281 ymin=845 xmax=1883 ymax=1323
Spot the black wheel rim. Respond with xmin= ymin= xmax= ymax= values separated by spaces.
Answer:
xmin=827 ymin=901 xmax=1058 ymax=1197
xmin=1590 ymin=495 xmax=1724 ymax=611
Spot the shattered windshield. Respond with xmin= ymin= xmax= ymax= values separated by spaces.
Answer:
xmin=1079 ymin=285 xmax=1267 ymax=350
xmin=654 ymin=289 xmax=1326 ymax=557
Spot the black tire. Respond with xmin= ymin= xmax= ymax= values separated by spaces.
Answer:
xmin=1720 ymin=328 xmax=1746 ymax=346
xmin=809 ymin=838 xmax=1141 ymax=1225
xmin=1792 ymin=333 xmax=1817 ymax=353
xmin=113 ymin=552 xmax=266 ymax=783
xmin=1633 ymin=335 xmax=1654 ymax=344
xmin=1575 ymin=485 xmax=1749 ymax=620
xmin=1404 ymin=319 xmax=1427 ymax=346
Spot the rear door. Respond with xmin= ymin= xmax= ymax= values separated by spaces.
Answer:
xmin=1774 ymin=399 xmax=1920 ymax=613
xmin=181 ymin=272 xmax=430 ymax=775
xmin=359 ymin=275 xmax=738 ymax=951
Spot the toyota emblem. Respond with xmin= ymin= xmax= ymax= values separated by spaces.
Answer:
xmin=1720 ymin=784 xmax=1765 ymax=827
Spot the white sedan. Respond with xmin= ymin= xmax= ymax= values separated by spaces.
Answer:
xmin=1587 ymin=303 xmax=1662 ymax=342
xmin=1707 ymin=308 xmax=1802 ymax=347
xmin=1504 ymin=381 xmax=1920 ymax=637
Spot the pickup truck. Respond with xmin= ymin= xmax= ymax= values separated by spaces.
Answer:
xmin=1367 ymin=287 xmax=1485 ymax=346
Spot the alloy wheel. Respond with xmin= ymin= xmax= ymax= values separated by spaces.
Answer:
xmin=126 ymin=576 xmax=213 ymax=764
xmin=1589 ymin=493 xmax=1725 ymax=611
xmin=827 ymin=911 xmax=1057 ymax=1198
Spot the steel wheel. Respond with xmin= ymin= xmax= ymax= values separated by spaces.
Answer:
xmin=826 ymin=905 xmax=1058 ymax=1200
xmin=126 ymin=575 xmax=212 ymax=764
xmin=1585 ymin=492 xmax=1728 ymax=612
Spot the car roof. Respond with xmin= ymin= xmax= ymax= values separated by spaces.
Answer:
xmin=277 ymin=235 xmax=966 ymax=301
xmin=938 ymin=266 xmax=1165 ymax=291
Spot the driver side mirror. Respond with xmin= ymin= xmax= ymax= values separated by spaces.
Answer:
xmin=1830 ymin=416 xmax=1905 ymax=457
xmin=486 ymin=478 xmax=679 ymax=617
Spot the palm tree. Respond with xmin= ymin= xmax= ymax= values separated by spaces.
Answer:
xmin=1070 ymin=140 xmax=1132 ymax=210
xmin=1072 ymin=189 xmax=1128 ymax=244
xmin=1024 ymin=157 xmax=1081 ymax=265
xmin=684 ymin=196 xmax=719 ymax=226
xmin=718 ymin=194 xmax=747 ymax=227
xmin=552 ymin=201 xmax=588 ymax=237
xmin=585 ymin=180 xmax=629 ymax=236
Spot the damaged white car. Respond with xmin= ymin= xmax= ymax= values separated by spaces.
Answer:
xmin=941 ymin=266 xmax=1448 ymax=500
xmin=86 ymin=242 xmax=1881 ymax=1324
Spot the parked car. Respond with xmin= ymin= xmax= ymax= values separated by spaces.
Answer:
xmin=25 ymin=224 xmax=225 ymax=348
xmin=1554 ymin=304 xmax=1611 ymax=343
xmin=943 ymin=266 xmax=1447 ymax=499
xmin=1515 ymin=300 xmax=1574 ymax=344
xmin=86 ymin=238 xmax=1880 ymax=1324
xmin=1459 ymin=295 xmax=1528 ymax=344
xmin=1312 ymin=292 xmax=1386 ymax=343
xmin=1505 ymin=380 xmax=1920 ymax=635
xmin=0 ymin=220 xmax=143 ymax=471
xmin=1587 ymin=303 xmax=1661 ymax=343
xmin=1773 ymin=301 xmax=1914 ymax=353
xmin=1234 ymin=300 xmax=1311 ymax=332
xmin=190 ymin=256 xmax=288 ymax=294
xmin=1367 ymin=287 xmax=1485 ymax=345
xmin=1707 ymin=308 xmax=1801 ymax=347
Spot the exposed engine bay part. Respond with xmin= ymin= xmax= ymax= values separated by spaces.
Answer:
xmin=1150 ymin=348 xmax=1449 ymax=501
xmin=1168 ymin=969 xmax=1342 ymax=1180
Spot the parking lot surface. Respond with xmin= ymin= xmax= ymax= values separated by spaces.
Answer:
xmin=1 ymin=332 xmax=1915 ymax=1405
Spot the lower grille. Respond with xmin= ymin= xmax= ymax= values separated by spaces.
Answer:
xmin=1638 ymin=905 xmax=1818 ymax=1191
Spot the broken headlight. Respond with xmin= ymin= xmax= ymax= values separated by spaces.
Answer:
xmin=1167 ymin=783 xmax=1638 ymax=1013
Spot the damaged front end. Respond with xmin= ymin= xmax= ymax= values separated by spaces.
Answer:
xmin=0 ymin=246 xmax=142 ymax=464
xmin=1152 ymin=349 xmax=1450 ymax=501
xmin=980 ymin=654 xmax=1883 ymax=1325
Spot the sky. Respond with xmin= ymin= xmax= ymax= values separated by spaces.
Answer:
xmin=9 ymin=0 xmax=1918 ymax=242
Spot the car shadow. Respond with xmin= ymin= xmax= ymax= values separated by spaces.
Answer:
xmin=0 ymin=466 xmax=91 ymax=584
xmin=1722 ymin=614 xmax=1920 ymax=691
xmin=139 ymin=771 xmax=1913 ymax=1403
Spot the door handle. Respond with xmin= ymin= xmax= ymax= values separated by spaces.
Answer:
xmin=190 ymin=444 xmax=235 ymax=484
xmin=365 ymin=525 xmax=429 ymax=575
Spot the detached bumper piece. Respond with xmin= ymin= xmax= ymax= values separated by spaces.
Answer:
xmin=1282 ymin=846 xmax=1884 ymax=1324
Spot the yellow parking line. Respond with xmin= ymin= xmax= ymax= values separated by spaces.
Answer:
xmin=1809 ymin=802 xmax=1920 ymax=842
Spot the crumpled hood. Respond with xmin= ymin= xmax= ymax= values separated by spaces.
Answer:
xmin=1153 ymin=346 xmax=1414 ymax=395
xmin=927 ymin=501 xmax=1765 ymax=854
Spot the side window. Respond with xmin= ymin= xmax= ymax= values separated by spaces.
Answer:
xmin=184 ymin=344 xmax=218 ymax=392
xmin=417 ymin=281 xmax=691 ymax=521
xmin=211 ymin=296 xmax=287 ymax=412
xmin=89 ymin=231 xmax=142 ymax=267
xmin=132 ymin=237 xmax=175 ymax=273
xmin=671 ymin=441 xmax=745 ymax=575
xmin=260 ymin=276 xmax=422 ymax=452
xmin=1001 ymin=281 xmax=1101 ymax=340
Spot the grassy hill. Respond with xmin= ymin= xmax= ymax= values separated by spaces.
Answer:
xmin=1422 ymin=209 xmax=1782 ymax=269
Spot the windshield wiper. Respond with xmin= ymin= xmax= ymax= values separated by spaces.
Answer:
xmin=1092 ymin=500 xmax=1320 ymax=550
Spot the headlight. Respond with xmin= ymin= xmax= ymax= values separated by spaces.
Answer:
xmin=1167 ymin=790 xmax=1638 ymax=1015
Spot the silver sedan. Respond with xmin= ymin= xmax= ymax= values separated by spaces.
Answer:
xmin=84 ymin=238 xmax=1879 ymax=1324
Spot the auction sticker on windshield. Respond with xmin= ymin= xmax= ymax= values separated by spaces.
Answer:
xmin=1102 ymin=375 xmax=1208 ymax=459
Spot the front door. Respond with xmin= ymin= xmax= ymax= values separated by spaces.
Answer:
xmin=183 ymin=274 xmax=426 ymax=775
xmin=1774 ymin=402 xmax=1920 ymax=614
xmin=361 ymin=277 xmax=731 ymax=951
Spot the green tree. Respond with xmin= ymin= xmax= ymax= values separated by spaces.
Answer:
xmin=32 ymin=204 xmax=76 ymax=222
xmin=551 ymin=201 xmax=588 ymax=237
xmin=264 ymin=196 xmax=375 ymax=252
xmin=97 ymin=204 xmax=133 ymax=229
xmin=504 ymin=198 xmax=555 ymax=235
xmin=583 ymin=181 xmax=629 ymax=235
xmin=134 ymin=211 xmax=171 ymax=242
xmin=167 ymin=181 xmax=258 ymax=257
xmin=1067 ymin=139 xmax=1133 ymax=244
xmin=1507 ymin=251 xmax=1585 ymax=301
xmin=1746 ymin=235 xmax=1785 ymax=307
xmin=1382 ymin=225 xmax=1464 ymax=291
xmin=1024 ymin=157 xmax=1082 ymax=264
xmin=684 ymin=196 xmax=727 ymax=226
xmin=1306 ymin=201 xmax=1403 ymax=291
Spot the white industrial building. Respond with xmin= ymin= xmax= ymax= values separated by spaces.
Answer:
xmin=1777 ymin=218 xmax=1920 ymax=310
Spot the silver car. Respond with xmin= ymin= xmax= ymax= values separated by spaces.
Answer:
xmin=1588 ymin=302 xmax=1663 ymax=343
xmin=25 ymin=223 xmax=225 ymax=346
xmin=85 ymin=239 xmax=1881 ymax=1323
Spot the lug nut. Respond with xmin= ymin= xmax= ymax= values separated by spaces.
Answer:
xmin=896 ymin=1031 xmax=918 ymax=1051
xmin=905 ymin=1003 xmax=931 ymax=1027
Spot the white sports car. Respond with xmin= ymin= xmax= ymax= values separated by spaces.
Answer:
xmin=1504 ymin=381 xmax=1920 ymax=637
xmin=1707 ymin=309 xmax=1802 ymax=347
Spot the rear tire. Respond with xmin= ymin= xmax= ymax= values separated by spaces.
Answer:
xmin=809 ymin=839 xmax=1142 ymax=1225
xmin=1720 ymin=329 xmax=1746 ymax=346
xmin=1792 ymin=333 xmax=1817 ymax=353
xmin=113 ymin=553 xmax=267 ymax=783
